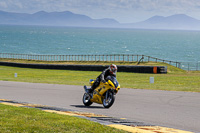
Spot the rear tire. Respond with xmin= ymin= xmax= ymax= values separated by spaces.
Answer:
xmin=82 ymin=93 xmax=93 ymax=106
xmin=103 ymin=92 xmax=115 ymax=108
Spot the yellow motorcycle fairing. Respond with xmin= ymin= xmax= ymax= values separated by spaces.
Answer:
xmin=90 ymin=80 xmax=120 ymax=104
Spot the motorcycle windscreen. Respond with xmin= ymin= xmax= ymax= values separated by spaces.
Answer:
xmin=106 ymin=76 xmax=119 ymax=88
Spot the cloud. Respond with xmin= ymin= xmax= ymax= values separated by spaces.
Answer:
xmin=0 ymin=1 xmax=7 ymax=8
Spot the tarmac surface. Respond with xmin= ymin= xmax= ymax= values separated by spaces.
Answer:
xmin=0 ymin=81 xmax=199 ymax=132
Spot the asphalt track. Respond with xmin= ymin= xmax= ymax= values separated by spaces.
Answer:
xmin=0 ymin=81 xmax=199 ymax=133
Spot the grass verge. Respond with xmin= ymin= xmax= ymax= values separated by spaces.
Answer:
xmin=0 ymin=103 xmax=127 ymax=133
xmin=0 ymin=59 xmax=200 ymax=92
xmin=0 ymin=63 xmax=199 ymax=92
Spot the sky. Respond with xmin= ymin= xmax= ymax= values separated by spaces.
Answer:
xmin=1 ymin=0 xmax=200 ymax=23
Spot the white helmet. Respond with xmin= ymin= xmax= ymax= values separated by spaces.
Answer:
xmin=109 ymin=64 xmax=117 ymax=75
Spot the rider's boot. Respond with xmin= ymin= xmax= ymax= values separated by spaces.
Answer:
xmin=88 ymin=86 xmax=94 ymax=93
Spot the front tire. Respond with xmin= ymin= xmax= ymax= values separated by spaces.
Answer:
xmin=83 ymin=93 xmax=93 ymax=106
xmin=103 ymin=92 xmax=115 ymax=108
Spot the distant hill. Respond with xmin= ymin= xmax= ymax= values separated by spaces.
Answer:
xmin=1 ymin=10 xmax=200 ymax=30
xmin=126 ymin=14 xmax=200 ymax=30
xmin=0 ymin=10 xmax=120 ymax=27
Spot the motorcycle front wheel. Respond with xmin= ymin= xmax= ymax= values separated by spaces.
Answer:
xmin=103 ymin=92 xmax=115 ymax=108
xmin=82 ymin=93 xmax=93 ymax=106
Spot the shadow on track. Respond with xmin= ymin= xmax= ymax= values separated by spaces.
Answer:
xmin=70 ymin=105 xmax=105 ymax=109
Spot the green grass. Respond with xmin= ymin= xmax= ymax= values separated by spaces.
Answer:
xmin=0 ymin=63 xmax=200 ymax=92
xmin=0 ymin=104 xmax=127 ymax=133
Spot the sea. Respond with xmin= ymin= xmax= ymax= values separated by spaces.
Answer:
xmin=0 ymin=25 xmax=200 ymax=64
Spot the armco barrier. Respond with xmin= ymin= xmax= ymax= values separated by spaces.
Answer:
xmin=0 ymin=62 xmax=167 ymax=74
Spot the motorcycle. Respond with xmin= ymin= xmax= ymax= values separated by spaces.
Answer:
xmin=83 ymin=76 xmax=120 ymax=108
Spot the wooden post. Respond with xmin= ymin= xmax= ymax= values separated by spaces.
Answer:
xmin=132 ymin=55 xmax=134 ymax=62
xmin=106 ymin=55 xmax=108 ymax=62
xmin=127 ymin=55 xmax=129 ymax=62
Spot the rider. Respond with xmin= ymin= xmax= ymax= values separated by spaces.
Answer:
xmin=89 ymin=64 xmax=117 ymax=93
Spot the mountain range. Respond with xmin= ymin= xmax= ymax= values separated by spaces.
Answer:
xmin=1 ymin=10 xmax=200 ymax=30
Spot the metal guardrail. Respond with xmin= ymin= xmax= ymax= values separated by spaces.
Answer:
xmin=0 ymin=53 xmax=199 ymax=71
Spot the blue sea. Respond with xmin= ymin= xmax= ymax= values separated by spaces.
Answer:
xmin=0 ymin=25 xmax=200 ymax=63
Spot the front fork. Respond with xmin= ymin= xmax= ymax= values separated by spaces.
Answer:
xmin=105 ymin=89 xmax=114 ymax=100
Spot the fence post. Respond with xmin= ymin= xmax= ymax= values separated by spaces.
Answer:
xmin=127 ymin=55 xmax=129 ymax=62
xmin=132 ymin=55 xmax=134 ymax=62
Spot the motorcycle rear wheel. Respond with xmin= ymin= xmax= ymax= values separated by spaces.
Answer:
xmin=83 ymin=93 xmax=93 ymax=106
xmin=103 ymin=92 xmax=115 ymax=108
